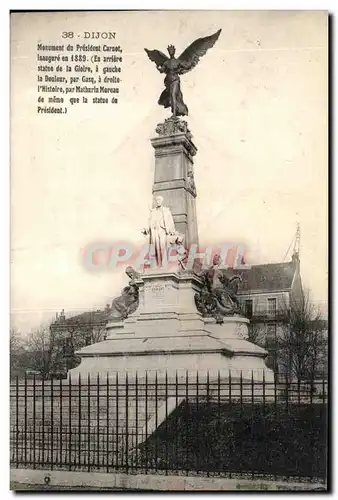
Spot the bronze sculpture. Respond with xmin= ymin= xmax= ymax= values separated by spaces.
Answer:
xmin=145 ymin=29 xmax=221 ymax=117
xmin=195 ymin=254 xmax=242 ymax=323
xmin=108 ymin=267 xmax=142 ymax=321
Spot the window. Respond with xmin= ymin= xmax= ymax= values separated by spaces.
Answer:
xmin=267 ymin=298 xmax=277 ymax=316
xmin=245 ymin=299 xmax=253 ymax=318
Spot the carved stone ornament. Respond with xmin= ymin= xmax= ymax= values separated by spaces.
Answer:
xmin=155 ymin=117 xmax=191 ymax=138
xmin=186 ymin=169 xmax=197 ymax=196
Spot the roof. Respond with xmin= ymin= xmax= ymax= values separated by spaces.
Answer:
xmin=235 ymin=260 xmax=297 ymax=293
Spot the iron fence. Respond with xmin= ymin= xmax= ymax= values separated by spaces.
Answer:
xmin=10 ymin=371 xmax=327 ymax=482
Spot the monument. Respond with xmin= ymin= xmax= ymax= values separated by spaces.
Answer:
xmin=69 ymin=30 xmax=273 ymax=383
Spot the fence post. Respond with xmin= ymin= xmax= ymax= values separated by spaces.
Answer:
xmin=106 ymin=372 xmax=109 ymax=473
xmin=155 ymin=370 xmax=158 ymax=473
xmin=87 ymin=374 xmax=90 ymax=471
xmin=196 ymin=370 xmax=199 ymax=475
xmin=185 ymin=370 xmax=189 ymax=476
xmin=263 ymin=370 xmax=266 ymax=404
xmin=175 ymin=370 xmax=178 ymax=474
xmin=59 ymin=373 xmax=63 ymax=466
xmin=145 ymin=371 xmax=148 ymax=474
xmin=115 ymin=371 xmax=119 ymax=470
xmin=165 ymin=370 xmax=168 ymax=476
xmin=218 ymin=370 xmax=221 ymax=422
xmin=51 ymin=376 xmax=54 ymax=469
xmin=96 ymin=373 xmax=100 ymax=468
xmin=42 ymin=375 xmax=45 ymax=467
xmin=125 ymin=372 xmax=129 ymax=474
xmin=135 ymin=371 xmax=138 ymax=473
xmin=218 ymin=370 xmax=221 ymax=474
xmin=33 ymin=375 xmax=36 ymax=469
xmin=229 ymin=369 xmax=232 ymax=408
xmin=68 ymin=374 xmax=72 ymax=471
xmin=24 ymin=374 xmax=27 ymax=466
xmin=240 ymin=370 xmax=243 ymax=406
xmin=15 ymin=376 xmax=19 ymax=468
xmin=78 ymin=374 xmax=81 ymax=469
xmin=228 ymin=370 xmax=232 ymax=477
xmin=206 ymin=370 xmax=210 ymax=478
xmin=251 ymin=370 xmax=254 ymax=411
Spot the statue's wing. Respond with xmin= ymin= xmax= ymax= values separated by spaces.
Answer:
xmin=144 ymin=48 xmax=169 ymax=67
xmin=177 ymin=29 xmax=222 ymax=75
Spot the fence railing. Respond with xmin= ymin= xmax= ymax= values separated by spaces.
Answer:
xmin=10 ymin=371 xmax=327 ymax=482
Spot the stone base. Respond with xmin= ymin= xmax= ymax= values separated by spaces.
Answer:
xmin=69 ymin=270 xmax=273 ymax=382
xmin=69 ymin=342 xmax=272 ymax=382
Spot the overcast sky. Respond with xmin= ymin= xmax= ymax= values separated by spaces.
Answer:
xmin=11 ymin=10 xmax=328 ymax=332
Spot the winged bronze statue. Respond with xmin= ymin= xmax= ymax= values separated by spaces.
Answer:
xmin=145 ymin=29 xmax=221 ymax=117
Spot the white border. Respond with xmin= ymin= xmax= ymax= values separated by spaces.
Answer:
xmin=4 ymin=3 xmax=334 ymax=500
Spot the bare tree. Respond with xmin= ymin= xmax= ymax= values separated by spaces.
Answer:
xmin=89 ymin=324 xmax=107 ymax=344
xmin=25 ymin=323 xmax=55 ymax=379
xmin=49 ymin=312 xmax=108 ymax=373
xmin=10 ymin=327 xmax=26 ymax=379
xmin=278 ymin=291 xmax=327 ymax=382
xmin=247 ymin=323 xmax=265 ymax=346
xmin=10 ymin=327 xmax=23 ymax=353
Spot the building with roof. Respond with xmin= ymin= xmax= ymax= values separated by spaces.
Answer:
xmin=236 ymin=252 xmax=303 ymax=373
xmin=49 ymin=306 xmax=111 ymax=373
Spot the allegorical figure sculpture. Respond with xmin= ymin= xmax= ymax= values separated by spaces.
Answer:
xmin=195 ymin=254 xmax=242 ymax=324
xmin=109 ymin=267 xmax=142 ymax=321
xmin=145 ymin=29 xmax=221 ymax=117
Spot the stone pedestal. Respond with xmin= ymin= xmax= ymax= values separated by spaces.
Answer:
xmin=119 ymin=269 xmax=205 ymax=337
xmin=69 ymin=268 xmax=273 ymax=382
xmin=151 ymin=118 xmax=199 ymax=248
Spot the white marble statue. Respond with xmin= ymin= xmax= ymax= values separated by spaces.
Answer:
xmin=142 ymin=195 xmax=176 ymax=267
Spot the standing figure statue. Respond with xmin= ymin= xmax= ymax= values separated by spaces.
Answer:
xmin=145 ymin=29 xmax=221 ymax=117
xmin=142 ymin=195 xmax=177 ymax=267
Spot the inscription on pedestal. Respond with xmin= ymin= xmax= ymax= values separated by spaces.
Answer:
xmin=150 ymin=284 xmax=165 ymax=302
xmin=144 ymin=281 xmax=177 ymax=309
